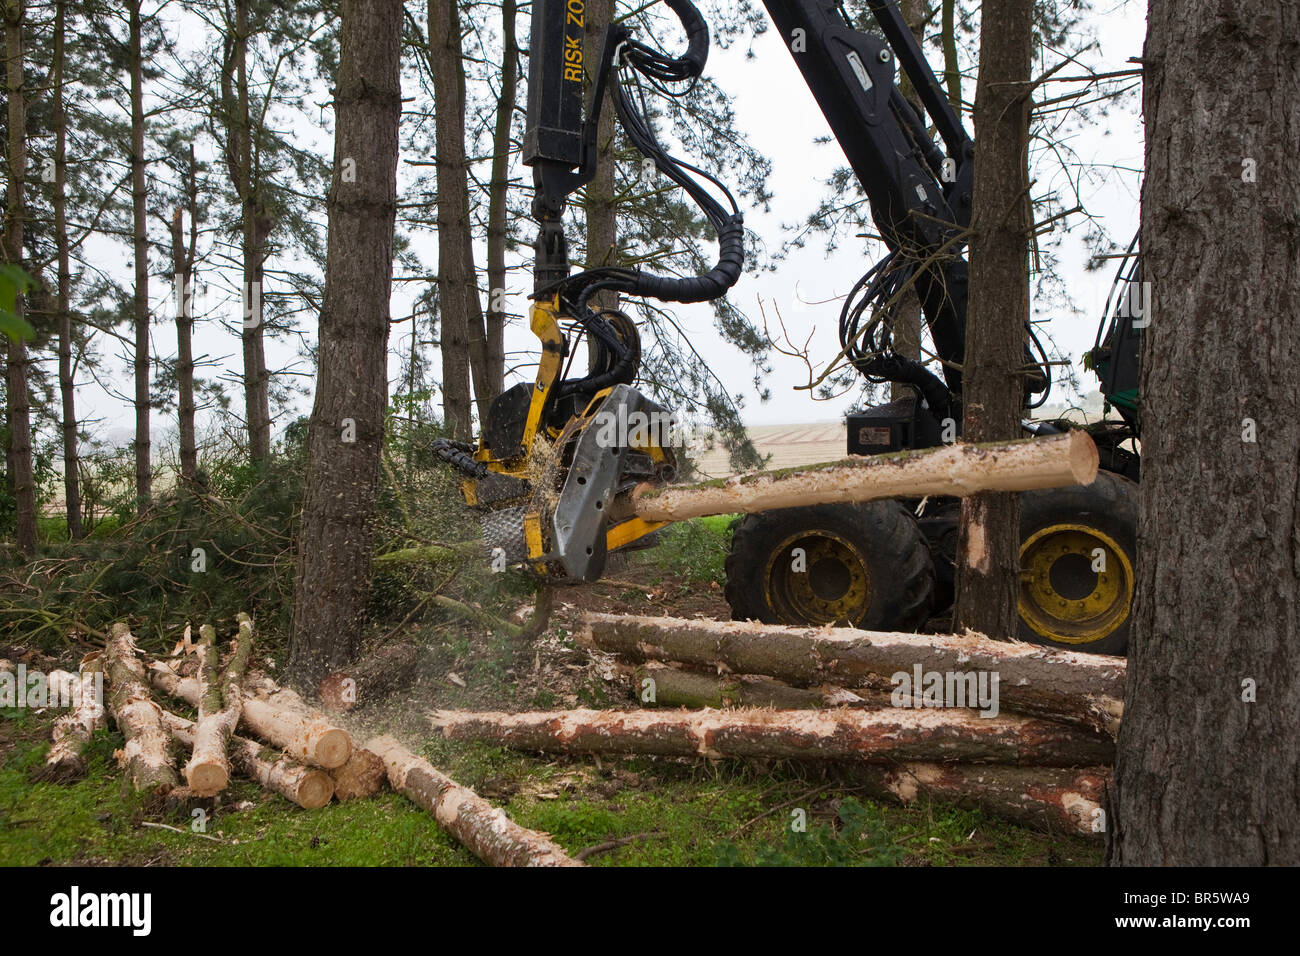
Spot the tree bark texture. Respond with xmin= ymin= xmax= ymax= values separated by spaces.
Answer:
xmin=53 ymin=0 xmax=81 ymax=538
xmin=287 ymin=0 xmax=401 ymax=689
xmin=129 ymin=0 xmax=152 ymax=509
xmin=953 ymin=0 xmax=1034 ymax=639
xmin=1110 ymin=0 xmax=1300 ymax=866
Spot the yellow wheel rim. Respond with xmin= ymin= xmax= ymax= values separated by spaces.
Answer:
xmin=765 ymin=530 xmax=871 ymax=625
xmin=1019 ymin=523 xmax=1133 ymax=645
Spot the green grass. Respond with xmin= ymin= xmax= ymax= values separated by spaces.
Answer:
xmin=0 ymin=707 xmax=1101 ymax=867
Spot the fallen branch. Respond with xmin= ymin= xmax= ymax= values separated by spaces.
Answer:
xmin=428 ymin=707 xmax=1113 ymax=766
xmin=185 ymin=616 xmax=253 ymax=795
xmin=148 ymin=662 xmax=351 ymax=769
xmin=39 ymin=652 xmax=106 ymax=782
xmin=843 ymin=762 xmax=1110 ymax=839
xmin=163 ymin=711 xmax=334 ymax=809
xmin=574 ymin=830 xmax=665 ymax=862
xmin=584 ymin=613 xmax=1124 ymax=737
xmin=106 ymin=624 xmax=179 ymax=793
xmin=632 ymin=431 xmax=1099 ymax=522
xmin=365 ymin=735 xmax=582 ymax=867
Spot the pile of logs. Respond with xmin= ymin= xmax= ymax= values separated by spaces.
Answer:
xmin=40 ymin=619 xmax=579 ymax=867
xmin=425 ymin=612 xmax=1126 ymax=839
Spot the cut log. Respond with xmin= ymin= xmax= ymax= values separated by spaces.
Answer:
xmin=632 ymin=431 xmax=1098 ymax=522
xmin=148 ymin=661 xmax=351 ymax=769
xmin=40 ymin=652 xmax=106 ymax=781
xmin=163 ymin=711 xmax=334 ymax=809
xmin=105 ymin=623 xmax=180 ymax=793
xmin=319 ymin=643 xmax=420 ymax=712
xmin=185 ymin=616 xmax=254 ymax=795
xmin=843 ymin=762 xmax=1111 ymax=839
xmin=583 ymin=613 xmax=1124 ymax=737
xmin=429 ymin=706 xmax=1113 ymax=766
xmin=329 ymin=747 xmax=387 ymax=801
xmin=631 ymin=662 xmax=873 ymax=710
xmin=365 ymin=735 xmax=581 ymax=866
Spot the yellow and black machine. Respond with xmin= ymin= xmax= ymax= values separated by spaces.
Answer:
xmin=432 ymin=0 xmax=742 ymax=583
xmin=435 ymin=0 xmax=1143 ymax=656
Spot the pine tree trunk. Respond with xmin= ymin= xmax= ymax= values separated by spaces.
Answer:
xmin=128 ymin=0 xmax=151 ymax=510
xmin=952 ymin=0 xmax=1033 ymax=639
xmin=236 ymin=0 xmax=271 ymax=464
xmin=484 ymin=0 xmax=517 ymax=401
xmin=52 ymin=0 xmax=81 ymax=540
xmin=1109 ymin=0 xmax=1300 ymax=865
xmin=3 ymin=0 xmax=36 ymax=557
xmin=940 ymin=0 xmax=962 ymax=110
xmin=287 ymin=0 xmax=401 ymax=690
xmin=172 ymin=148 xmax=198 ymax=484
xmin=429 ymin=0 xmax=488 ymax=436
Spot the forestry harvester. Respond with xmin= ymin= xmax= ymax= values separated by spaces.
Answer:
xmin=433 ymin=0 xmax=1144 ymax=655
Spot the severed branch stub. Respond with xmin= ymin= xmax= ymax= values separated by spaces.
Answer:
xmin=428 ymin=707 xmax=1113 ymax=767
xmin=632 ymin=431 xmax=1098 ymax=523
xmin=366 ymin=735 xmax=582 ymax=867
xmin=106 ymin=623 xmax=180 ymax=793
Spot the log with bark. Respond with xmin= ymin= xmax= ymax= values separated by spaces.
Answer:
xmin=632 ymin=431 xmax=1098 ymax=522
xmin=583 ymin=613 xmax=1124 ymax=737
xmin=632 ymin=662 xmax=874 ymax=710
xmin=185 ymin=615 xmax=253 ymax=795
xmin=844 ymin=762 xmax=1111 ymax=839
xmin=39 ymin=652 xmax=106 ymax=782
xmin=147 ymin=661 xmax=351 ymax=769
xmin=365 ymin=735 xmax=581 ymax=866
xmin=428 ymin=707 xmax=1113 ymax=766
xmin=163 ymin=711 xmax=334 ymax=809
xmin=105 ymin=623 xmax=180 ymax=793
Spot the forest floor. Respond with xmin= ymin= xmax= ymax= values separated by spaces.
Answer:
xmin=0 ymin=516 xmax=1102 ymax=867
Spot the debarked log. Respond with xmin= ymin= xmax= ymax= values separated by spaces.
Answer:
xmin=843 ymin=762 xmax=1111 ymax=839
xmin=106 ymin=624 xmax=180 ymax=793
xmin=632 ymin=431 xmax=1099 ymax=522
xmin=583 ymin=613 xmax=1125 ymax=737
xmin=365 ymin=735 xmax=582 ymax=867
xmin=427 ymin=706 xmax=1114 ymax=766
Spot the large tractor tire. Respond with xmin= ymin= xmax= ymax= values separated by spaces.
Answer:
xmin=724 ymin=501 xmax=935 ymax=631
xmin=1016 ymin=470 xmax=1138 ymax=656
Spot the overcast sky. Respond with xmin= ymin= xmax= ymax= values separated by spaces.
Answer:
xmin=88 ymin=0 xmax=1146 ymax=450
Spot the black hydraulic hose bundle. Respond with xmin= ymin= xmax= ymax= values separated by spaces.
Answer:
xmin=552 ymin=0 xmax=744 ymax=398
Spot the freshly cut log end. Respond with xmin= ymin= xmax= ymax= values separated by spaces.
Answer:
xmin=428 ymin=706 xmax=1114 ymax=766
xmin=149 ymin=662 xmax=353 ymax=769
xmin=330 ymin=748 xmax=387 ymax=801
xmin=365 ymin=735 xmax=582 ymax=867
xmin=163 ymin=710 xmax=335 ymax=810
xmin=632 ymin=431 xmax=1100 ymax=523
xmin=185 ymin=760 xmax=229 ymax=796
